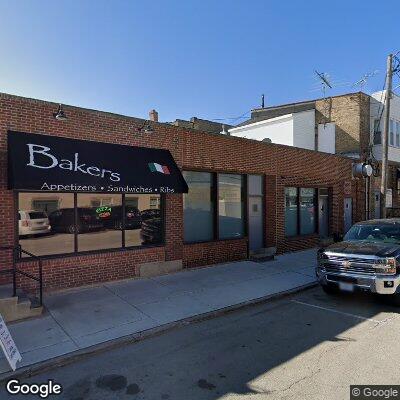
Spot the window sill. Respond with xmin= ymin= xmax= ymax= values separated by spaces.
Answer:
xmin=16 ymin=243 xmax=166 ymax=263
xmin=184 ymin=236 xmax=246 ymax=245
xmin=284 ymin=234 xmax=319 ymax=240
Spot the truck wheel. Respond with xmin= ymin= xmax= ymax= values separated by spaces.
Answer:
xmin=322 ymin=284 xmax=339 ymax=295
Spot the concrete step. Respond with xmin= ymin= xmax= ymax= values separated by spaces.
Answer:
xmin=249 ymin=247 xmax=276 ymax=262
xmin=0 ymin=284 xmax=43 ymax=322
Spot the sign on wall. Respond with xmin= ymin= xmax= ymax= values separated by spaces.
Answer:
xmin=0 ymin=314 xmax=21 ymax=371
xmin=343 ymin=181 xmax=352 ymax=195
xmin=8 ymin=131 xmax=188 ymax=194
xmin=386 ymin=189 xmax=393 ymax=208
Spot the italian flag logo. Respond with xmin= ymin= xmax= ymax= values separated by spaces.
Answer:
xmin=148 ymin=162 xmax=170 ymax=174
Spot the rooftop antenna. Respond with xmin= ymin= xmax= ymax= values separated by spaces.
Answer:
xmin=352 ymin=70 xmax=379 ymax=90
xmin=314 ymin=70 xmax=332 ymax=96
xmin=314 ymin=70 xmax=333 ymax=125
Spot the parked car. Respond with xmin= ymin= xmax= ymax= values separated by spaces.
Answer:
xmin=316 ymin=219 xmax=400 ymax=305
xmin=18 ymin=210 xmax=51 ymax=237
xmin=140 ymin=217 xmax=162 ymax=244
xmin=140 ymin=208 xmax=161 ymax=221
xmin=48 ymin=208 xmax=103 ymax=234
xmin=96 ymin=205 xmax=142 ymax=230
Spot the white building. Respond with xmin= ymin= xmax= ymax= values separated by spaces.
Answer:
xmin=229 ymin=91 xmax=400 ymax=160
xmin=228 ymin=99 xmax=337 ymax=154
xmin=228 ymin=109 xmax=316 ymax=150
xmin=370 ymin=90 xmax=400 ymax=163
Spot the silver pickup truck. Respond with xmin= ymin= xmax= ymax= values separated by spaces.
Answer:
xmin=316 ymin=219 xmax=400 ymax=305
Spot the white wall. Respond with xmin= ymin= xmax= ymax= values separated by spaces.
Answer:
xmin=371 ymin=144 xmax=400 ymax=162
xmin=372 ymin=91 xmax=400 ymax=120
xmin=317 ymin=122 xmax=336 ymax=154
xmin=229 ymin=114 xmax=294 ymax=146
xmin=292 ymin=110 xmax=315 ymax=150
xmin=371 ymin=90 xmax=400 ymax=162
xmin=228 ymin=109 xmax=316 ymax=150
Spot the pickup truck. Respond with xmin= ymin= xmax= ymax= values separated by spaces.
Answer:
xmin=316 ymin=219 xmax=400 ymax=305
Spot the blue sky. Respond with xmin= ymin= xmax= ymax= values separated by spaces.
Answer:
xmin=0 ymin=1 xmax=399 ymax=124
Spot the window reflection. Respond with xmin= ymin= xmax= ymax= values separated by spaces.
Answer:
xmin=18 ymin=192 xmax=164 ymax=257
xmin=77 ymin=194 xmax=122 ymax=252
xmin=285 ymin=187 xmax=298 ymax=236
xmin=300 ymin=188 xmax=316 ymax=235
xmin=126 ymin=194 xmax=162 ymax=247
xmin=183 ymin=171 xmax=214 ymax=242
xmin=18 ymin=193 xmax=74 ymax=256
xmin=218 ymin=174 xmax=244 ymax=239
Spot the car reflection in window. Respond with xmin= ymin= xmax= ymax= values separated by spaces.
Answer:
xmin=97 ymin=206 xmax=142 ymax=230
xmin=140 ymin=218 xmax=162 ymax=244
xmin=48 ymin=208 xmax=103 ymax=234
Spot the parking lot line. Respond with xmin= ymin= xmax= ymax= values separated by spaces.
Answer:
xmin=291 ymin=300 xmax=381 ymax=323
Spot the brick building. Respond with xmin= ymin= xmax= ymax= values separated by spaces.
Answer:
xmin=229 ymin=91 xmax=400 ymax=220
xmin=0 ymin=93 xmax=359 ymax=293
xmin=170 ymin=117 xmax=233 ymax=134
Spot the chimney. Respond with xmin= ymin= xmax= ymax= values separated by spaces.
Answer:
xmin=221 ymin=124 xmax=230 ymax=135
xmin=149 ymin=109 xmax=159 ymax=122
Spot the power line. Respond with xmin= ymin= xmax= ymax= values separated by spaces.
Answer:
xmin=210 ymin=109 xmax=252 ymax=123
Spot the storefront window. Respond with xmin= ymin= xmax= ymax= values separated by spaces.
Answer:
xmin=77 ymin=194 xmax=122 ymax=252
xmin=218 ymin=174 xmax=244 ymax=239
xmin=18 ymin=192 xmax=164 ymax=257
xmin=285 ymin=188 xmax=298 ymax=236
xmin=183 ymin=171 xmax=214 ymax=242
xmin=18 ymin=193 xmax=74 ymax=256
xmin=285 ymin=187 xmax=318 ymax=236
xmin=125 ymin=194 xmax=162 ymax=247
xmin=300 ymin=188 xmax=317 ymax=235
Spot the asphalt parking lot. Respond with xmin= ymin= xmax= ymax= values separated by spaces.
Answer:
xmin=19 ymin=229 xmax=142 ymax=256
xmin=2 ymin=285 xmax=400 ymax=400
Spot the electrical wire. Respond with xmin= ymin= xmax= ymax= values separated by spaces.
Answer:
xmin=210 ymin=109 xmax=252 ymax=124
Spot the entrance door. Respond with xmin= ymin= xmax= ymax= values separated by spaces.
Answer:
xmin=374 ymin=191 xmax=381 ymax=219
xmin=344 ymin=197 xmax=353 ymax=233
xmin=247 ymin=175 xmax=264 ymax=252
xmin=318 ymin=193 xmax=329 ymax=237
xmin=248 ymin=197 xmax=263 ymax=251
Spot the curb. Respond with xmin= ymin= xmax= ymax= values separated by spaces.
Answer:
xmin=0 ymin=281 xmax=318 ymax=383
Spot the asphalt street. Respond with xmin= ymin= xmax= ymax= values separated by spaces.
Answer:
xmin=2 ymin=286 xmax=400 ymax=400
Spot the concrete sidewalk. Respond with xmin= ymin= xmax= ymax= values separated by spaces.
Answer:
xmin=0 ymin=248 xmax=317 ymax=375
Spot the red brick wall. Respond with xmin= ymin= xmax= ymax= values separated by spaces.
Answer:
xmin=17 ymin=246 xmax=165 ymax=292
xmin=0 ymin=93 xmax=358 ymax=291
xmin=183 ymin=239 xmax=247 ymax=268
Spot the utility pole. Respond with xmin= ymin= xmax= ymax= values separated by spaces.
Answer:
xmin=380 ymin=53 xmax=393 ymax=219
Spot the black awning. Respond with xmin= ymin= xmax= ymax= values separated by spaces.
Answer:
xmin=7 ymin=131 xmax=188 ymax=194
